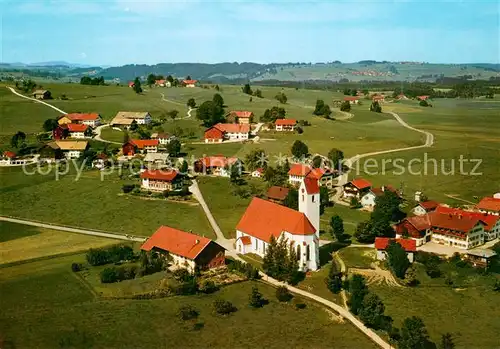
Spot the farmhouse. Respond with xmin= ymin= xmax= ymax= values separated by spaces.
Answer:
xmin=361 ymin=185 xmax=402 ymax=209
xmin=396 ymin=94 xmax=408 ymax=100
xmin=141 ymin=226 xmax=225 ymax=272
xmin=344 ymin=96 xmax=360 ymax=105
xmin=111 ymin=111 xmax=152 ymax=128
xmin=65 ymin=123 xmax=90 ymax=139
xmin=140 ymin=169 xmax=183 ymax=192
xmin=265 ymin=186 xmax=289 ymax=204
xmin=288 ymin=164 xmax=335 ymax=188
xmin=155 ymin=79 xmax=171 ymax=87
xmin=251 ymin=168 xmax=264 ymax=178
xmin=476 ymin=196 xmax=500 ymax=216
xmin=375 ymin=237 xmax=416 ymax=263
xmin=59 ymin=113 xmax=101 ymax=128
xmin=413 ymin=200 xmax=440 ymax=216
xmin=435 ymin=206 xmax=500 ymax=241
xmin=372 ymin=95 xmax=385 ymax=103
xmin=236 ymin=178 xmax=320 ymax=271
xmin=275 ymin=119 xmax=297 ymax=131
xmin=151 ymin=132 xmax=174 ymax=145
xmin=230 ymin=111 xmax=254 ymax=124
xmin=429 ymin=212 xmax=485 ymax=250
xmin=394 ymin=215 xmax=433 ymax=246
xmin=33 ymin=89 xmax=51 ymax=100
xmin=204 ymin=123 xmax=250 ymax=143
xmin=42 ymin=140 xmax=88 ymax=159
xmin=92 ymin=153 xmax=109 ymax=170
xmin=194 ymin=156 xmax=241 ymax=177
xmin=122 ymin=139 xmax=159 ymax=155
xmin=128 ymin=82 xmax=135 ymax=88
xmin=342 ymin=178 xmax=372 ymax=200
xmin=183 ymin=79 xmax=198 ymax=88
xmin=417 ymin=95 xmax=430 ymax=101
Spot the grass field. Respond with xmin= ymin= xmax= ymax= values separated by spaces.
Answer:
xmin=0 ymin=254 xmax=377 ymax=349
xmin=369 ymin=263 xmax=500 ymax=348
xmin=356 ymin=99 xmax=500 ymax=203
xmin=0 ymin=222 xmax=117 ymax=265
xmin=99 ymin=126 xmax=124 ymax=143
xmin=338 ymin=247 xmax=375 ymax=269
xmin=320 ymin=204 xmax=371 ymax=239
xmin=0 ymin=166 xmax=214 ymax=238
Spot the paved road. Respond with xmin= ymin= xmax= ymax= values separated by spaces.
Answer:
xmin=0 ymin=216 xmax=146 ymax=242
xmin=94 ymin=124 xmax=123 ymax=144
xmin=7 ymin=87 xmax=67 ymax=114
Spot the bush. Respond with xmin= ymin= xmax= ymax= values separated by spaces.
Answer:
xmin=192 ymin=322 xmax=204 ymax=331
xmin=100 ymin=266 xmax=136 ymax=283
xmin=227 ymin=260 xmax=260 ymax=280
xmin=276 ymin=286 xmax=292 ymax=302
xmin=295 ymin=302 xmax=307 ymax=310
xmin=173 ymin=268 xmax=193 ymax=282
xmin=199 ymin=279 xmax=219 ymax=294
xmin=214 ymin=299 xmax=237 ymax=315
xmin=177 ymin=305 xmax=199 ymax=321
xmin=248 ymin=286 xmax=265 ymax=308
xmin=296 ymin=126 xmax=303 ymax=134
xmin=86 ymin=245 xmax=134 ymax=266
xmin=177 ymin=279 xmax=199 ymax=295
xmin=100 ymin=267 xmax=119 ymax=283
xmin=71 ymin=263 xmax=82 ymax=272
xmin=122 ymin=184 xmax=135 ymax=193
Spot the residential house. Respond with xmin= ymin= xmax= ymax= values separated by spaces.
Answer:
xmin=155 ymin=79 xmax=171 ymax=87
xmin=183 ymin=80 xmax=198 ymax=88
xmin=265 ymin=186 xmax=289 ymax=204
xmin=44 ymin=140 xmax=89 ymax=159
xmin=128 ymin=82 xmax=135 ymax=88
xmin=60 ymin=113 xmax=101 ymax=128
xmin=344 ymin=96 xmax=360 ymax=105
xmin=39 ymin=142 xmax=64 ymax=162
xmin=417 ymin=95 xmax=430 ymax=101
xmin=413 ymin=200 xmax=440 ymax=216
xmin=307 ymin=167 xmax=336 ymax=189
xmin=230 ymin=111 xmax=254 ymax=124
xmin=396 ymin=94 xmax=408 ymax=100
xmin=152 ymin=132 xmax=174 ymax=145
xmin=288 ymin=164 xmax=335 ymax=188
xmin=361 ymin=185 xmax=401 ymax=209
xmin=122 ymin=139 xmax=159 ymax=155
xmin=236 ymin=178 xmax=320 ymax=271
xmin=476 ymin=196 xmax=500 ymax=216
xmin=141 ymin=226 xmax=225 ymax=272
xmin=372 ymin=95 xmax=385 ymax=103
xmin=140 ymin=169 xmax=183 ymax=192
xmin=394 ymin=215 xmax=433 ymax=246
xmin=463 ymin=249 xmax=497 ymax=268
xmin=429 ymin=212 xmax=485 ymax=250
xmin=204 ymin=123 xmax=250 ymax=143
xmin=66 ymin=124 xmax=90 ymax=139
xmin=251 ymin=168 xmax=264 ymax=178
xmin=375 ymin=237 xmax=416 ymax=263
xmin=33 ymin=90 xmax=51 ymax=100
xmin=342 ymin=178 xmax=372 ymax=200
xmin=111 ymin=111 xmax=152 ymax=128
xmin=275 ymin=119 xmax=297 ymax=131
xmin=92 ymin=153 xmax=109 ymax=170
xmin=194 ymin=156 xmax=240 ymax=177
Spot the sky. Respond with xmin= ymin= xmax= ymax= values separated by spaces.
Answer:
xmin=1 ymin=0 xmax=499 ymax=66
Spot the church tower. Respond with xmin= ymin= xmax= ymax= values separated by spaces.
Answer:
xmin=299 ymin=177 xmax=320 ymax=238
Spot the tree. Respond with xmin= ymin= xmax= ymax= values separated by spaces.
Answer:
xmin=166 ymin=75 xmax=174 ymax=83
xmin=340 ymin=101 xmax=351 ymax=112
xmin=146 ymin=73 xmax=156 ymax=86
xmin=262 ymin=236 xmax=300 ymax=283
xmin=229 ymin=163 xmax=242 ymax=184
xmin=196 ymin=100 xmax=225 ymax=127
xmin=347 ymin=274 xmax=368 ymax=315
xmin=439 ymin=333 xmax=455 ymax=349
xmin=242 ymin=83 xmax=253 ymax=95
xmin=354 ymin=220 xmax=375 ymax=243
xmin=166 ymin=139 xmax=182 ymax=157
xmin=177 ymin=305 xmax=199 ymax=321
xmin=43 ymin=118 xmax=59 ymax=132
xmin=386 ymin=241 xmax=410 ymax=278
xmin=291 ymin=140 xmax=308 ymax=159
xmin=11 ymin=131 xmax=26 ymax=148
xmin=403 ymin=265 xmax=418 ymax=286
xmin=419 ymin=99 xmax=429 ymax=107
xmin=330 ymin=215 xmax=345 ymax=242
xmin=275 ymin=92 xmax=287 ymax=104
xmin=261 ymin=106 xmax=286 ymax=123
xmin=359 ymin=293 xmax=386 ymax=329
xmin=262 ymin=235 xmax=278 ymax=276
xmin=350 ymin=196 xmax=361 ymax=209
xmin=167 ymin=109 xmax=179 ymax=120
xmin=213 ymin=299 xmax=237 ymax=315
xmin=180 ymin=160 xmax=189 ymax=174
xmin=370 ymin=101 xmax=382 ymax=113
xmin=327 ymin=148 xmax=344 ymax=169
xmin=283 ymin=187 xmax=299 ymax=210
xmin=245 ymin=148 xmax=267 ymax=171
xmin=129 ymin=120 xmax=138 ymax=131
xmin=248 ymin=286 xmax=265 ymax=308
xmin=132 ymin=77 xmax=142 ymax=94
xmin=320 ymin=186 xmax=330 ymax=215
xmin=185 ymin=75 xmax=192 ymax=81
xmin=187 ymin=98 xmax=196 ymax=108
xmin=399 ymin=316 xmax=433 ymax=349
xmin=212 ymin=93 xmax=224 ymax=108
xmin=371 ymin=190 xmax=402 ymax=223
xmin=253 ymin=89 xmax=263 ymax=98
xmin=325 ymin=262 xmax=343 ymax=293
xmin=313 ymin=99 xmax=332 ymax=117
xmin=276 ymin=286 xmax=292 ymax=302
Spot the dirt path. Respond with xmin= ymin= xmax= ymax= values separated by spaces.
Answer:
xmin=349 ymin=264 xmax=403 ymax=288
xmin=7 ymin=86 xmax=67 ymax=114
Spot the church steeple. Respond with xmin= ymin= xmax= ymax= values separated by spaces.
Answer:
xmin=299 ymin=177 xmax=320 ymax=238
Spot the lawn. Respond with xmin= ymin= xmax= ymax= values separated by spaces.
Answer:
xmin=0 ymin=222 xmax=117 ymax=265
xmin=320 ymin=204 xmax=371 ymax=238
xmin=99 ymin=126 xmax=124 ymax=143
xmin=338 ymin=247 xmax=375 ymax=269
xmin=0 ymin=166 xmax=214 ymax=238
xmin=0 ymin=254 xmax=378 ymax=349
xmin=369 ymin=264 xmax=500 ymax=348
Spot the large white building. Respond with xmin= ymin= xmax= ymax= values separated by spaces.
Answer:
xmin=235 ymin=178 xmax=320 ymax=271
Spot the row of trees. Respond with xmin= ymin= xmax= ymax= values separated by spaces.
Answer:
xmin=80 ymin=76 xmax=105 ymax=85
xmin=15 ymin=79 xmax=38 ymax=93
xmin=242 ymin=83 xmax=263 ymax=98
xmin=313 ymin=99 xmax=332 ymax=117
xmin=86 ymin=245 xmax=135 ymax=266
xmin=262 ymin=236 xmax=302 ymax=284
xmin=261 ymin=106 xmax=286 ymax=123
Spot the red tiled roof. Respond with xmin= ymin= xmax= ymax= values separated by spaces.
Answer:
xmin=212 ymin=123 xmax=250 ymax=134
xmin=275 ymin=119 xmax=297 ymax=126
xmin=183 ymin=80 xmax=198 ymax=84
xmin=394 ymin=215 xmax=432 ymax=238
xmin=128 ymin=82 xmax=135 ymax=87
xmin=236 ymin=197 xmax=316 ymax=242
xmin=266 ymin=186 xmax=290 ymax=201
xmin=303 ymin=177 xmax=320 ymax=194
xmin=375 ymin=237 xmax=416 ymax=252
xmin=140 ymin=169 xmax=179 ymax=182
xmin=372 ymin=95 xmax=385 ymax=100
xmin=204 ymin=127 xmax=224 ymax=140
xmin=198 ymin=156 xmax=239 ymax=168
xmin=344 ymin=96 xmax=359 ymax=101
xmin=429 ymin=210 xmax=484 ymax=233
xmin=307 ymin=168 xmax=330 ymax=180
xmin=3 ymin=151 xmax=16 ymax=158
xmin=288 ymin=164 xmax=312 ymax=177
xmin=417 ymin=95 xmax=429 ymax=100
xmin=418 ymin=200 xmax=440 ymax=211
xmin=141 ymin=226 xmax=216 ymax=260
xmin=66 ymin=113 xmax=100 ymax=121
xmin=232 ymin=111 xmax=253 ymax=118
xmin=253 ymin=168 xmax=264 ymax=174
xmin=155 ymin=80 xmax=166 ymax=84
xmin=131 ymin=139 xmax=159 ymax=148
xmin=476 ymin=197 xmax=500 ymax=213
xmin=370 ymin=185 xmax=400 ymax=198
xmin=240 ymin=236 xmax=251 ymax=245
xmin=435 ymin=206 xmax=499 ymax=232
xmin=66 ymin=123 xmax=88 ymax=132
xmin=348 ymin=178 xmax=372 ymax=190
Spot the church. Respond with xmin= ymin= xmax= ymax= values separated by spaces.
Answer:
xmin=235 ymin=177 xmax=320 ymax=271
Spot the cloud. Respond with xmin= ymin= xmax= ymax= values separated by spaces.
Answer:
xmin=80 ymin=52 xmax=87 ymax=59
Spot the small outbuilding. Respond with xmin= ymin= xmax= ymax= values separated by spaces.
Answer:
xmin=33 ymin=90 xmax=51 ymax=100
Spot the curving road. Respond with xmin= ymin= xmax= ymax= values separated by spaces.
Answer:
xmin=94 ymin=124 xmax=123 ymax=144
xmin=7 ymin=87 xmax=67 ymax=114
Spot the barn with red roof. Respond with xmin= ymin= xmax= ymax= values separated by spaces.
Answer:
xmin=141 ymin=226 xmax=225 ymax=272
xmin=275 ymin=119 xmax=297 ymax=131
xmin=140 ymin=170 xmax=183 ymax=192
xmin=476 ymin=196 xmax=500 ymax=216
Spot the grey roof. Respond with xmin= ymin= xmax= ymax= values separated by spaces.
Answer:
xmin=466 ymin=248 xmax=497 ymax=258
